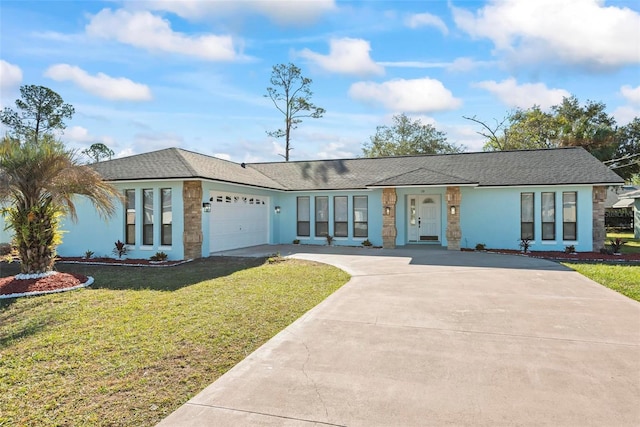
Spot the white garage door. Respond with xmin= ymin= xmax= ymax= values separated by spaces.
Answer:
xmin=209 ymin=192 xmax=270 ymax=252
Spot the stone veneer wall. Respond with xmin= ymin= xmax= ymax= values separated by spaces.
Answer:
xmin=445 ymin=186 xmax=462 ymax=251
xmin=183 ymin=180 xmax=203 ymax=259
xmin=382 ymin=188 xmax=397 ymax=249
xmin=592 ymin=186 xmax=607 ymax=251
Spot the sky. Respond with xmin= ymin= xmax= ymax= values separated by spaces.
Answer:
xmin=0 ymin=0 xmax=639 ymax=163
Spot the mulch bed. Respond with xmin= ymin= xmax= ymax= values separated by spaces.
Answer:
xmin=57 ymin=257 xmax=186 ymax=266
xmin=0 ymin=272 xmax=89 ymax=296
xmin=487 ymin=249 xmax=640 ymax=262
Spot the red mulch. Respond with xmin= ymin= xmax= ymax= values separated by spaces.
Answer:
xmin=0 ymin=273 xmax=89 ymax=296
xmin=489 ymin=250 xmax=640 ymax=262
xmin=58 ymin=257 xmax=184 ymax=266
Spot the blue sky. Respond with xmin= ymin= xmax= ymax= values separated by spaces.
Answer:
xmin=1 ymin=0 xmax=639 ymax=162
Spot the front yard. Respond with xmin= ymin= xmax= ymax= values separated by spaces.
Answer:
xmin=0 ymin=257 xmax=349 ymax=426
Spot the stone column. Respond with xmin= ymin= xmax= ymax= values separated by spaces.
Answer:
xmin=592 ymin=186 xmax=607 ymax=251
xmin=445 ymin=186 xmax=462 ymax=251
xmin=183 ymin=180 xmax=203 ymax=259
xmin=382 ymin=188 xmax=397 ymax=249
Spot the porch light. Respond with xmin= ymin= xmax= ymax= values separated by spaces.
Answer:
xmin=202 ymin=202 xmax=211 ymax=213
xmin=385 ymin=206 xmax=391 ymax=216
xmin=450 ymin=205 xmax=457 ymax=215
xmin=274 ymin=206 xmax=281 ymax=214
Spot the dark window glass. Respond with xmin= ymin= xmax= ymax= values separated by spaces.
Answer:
xmin=143 ymin=189 xmax=153 ymax=245
xmin=353 ymin=196 xmax=368 ymax=238
xmin=315 ymin=196 xmax=329 ymax=237
xmin=161 ymin=188 xmax=172 ymax=246
xmin=334 ymin=196 xmax=348 ymax=237
xmin=521 ymin=193 xmax=534 ymax=240
xmin=563 ymin=192 xmax=577 ymax=240
xmin=297 ymin=197 xmax=310 ymax=237
xmin=125 ymin=189 xmax=135 ymax=245
xmin=541 ymin=192 xmax=555 ymax=241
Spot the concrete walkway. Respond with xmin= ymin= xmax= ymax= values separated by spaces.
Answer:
xmin=159 ymin=246 xmax=640 ymax=426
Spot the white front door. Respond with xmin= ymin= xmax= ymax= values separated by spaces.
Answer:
xmin=407 ymin=195 xmax=441 ymax=242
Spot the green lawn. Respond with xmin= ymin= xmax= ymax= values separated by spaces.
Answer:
xmin=0 ymin=257 xmax=349 ymax=426
xmin=562 ymin=262 xmax=640 ymax=302
xmin=607 ymin=231 xmax=640 ymax=254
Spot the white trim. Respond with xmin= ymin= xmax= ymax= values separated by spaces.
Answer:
xmin=367 ymin=184 xmax=478 ymax=189
xmin=541 ymin=241 xmax=557 ymax=245
xmin=475 ymin=183 xmax=620 ymax=189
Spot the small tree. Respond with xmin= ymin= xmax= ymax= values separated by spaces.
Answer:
xmin=1 ymin=85 xmax=75 ymax=144
xmin=0 ymin=136 xmax=120 ymax=275
xmin=82 ymin=142 xmax=115 ymax=163
xmin=363 ymin=113 xmax=463 ymax=157
xmin=265 ymin=63 xmax=325 ymax=161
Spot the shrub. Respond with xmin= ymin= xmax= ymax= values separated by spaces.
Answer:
xmin=608 ymin=238 xmax=625 ymax=254
xmin=475 ymin=243 xmax=486 ymax=251
xmin=292 ymin=239 xmax=300 ymax=244
xmin=564 ymin=245 xmax=575 ymax=254
xmin=519 ymin=237 xmax=532 ymax=253
xmin=150 ymin=251 xmax=168 ymax=262
xmin=84 ymin=250 xmax=94 ymax=259
xmin=112 ymin=240 xmax=128 ymax=259
xmin=326 ymin=235 xmax=334 ymax=246
xmin=362 ymin=239 xmax=373 ymax=247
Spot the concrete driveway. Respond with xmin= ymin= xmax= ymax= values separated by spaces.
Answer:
xmin=159 ymin=246 xmax=640 ymax=426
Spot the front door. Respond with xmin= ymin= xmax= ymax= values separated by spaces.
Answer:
xmin=407 ymin=195 xmax=441 ymax=242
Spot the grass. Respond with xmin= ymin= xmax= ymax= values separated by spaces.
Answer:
xmin=0 ymin=257 xmax=350 ymax=426
xmin=562 ymin=262 xmax=640 ymax=302
xmin=606 ymin=231 xmax=640 ymax=254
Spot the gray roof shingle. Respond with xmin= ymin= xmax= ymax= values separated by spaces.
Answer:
xmin=92 ymin=147 xmax=624 ymax=191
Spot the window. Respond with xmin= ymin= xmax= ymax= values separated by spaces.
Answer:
xmin=334 ymin=196 xmax=348 ymax=237
xmin=315 ymin=196 xmax=329 ymax=236
xmin=353 ymin=196 xmax=368 ymax=238
xmin=563 ymin=192 xmax=577 ymax=240
xmin=143 ymin=189 xmax=154 ymax=245
xmin=297 ymin=197 xmax=310 ymax=236
xmin=541 ymin=192 xmax=555 ymax=241
xmin=521 ymin=193 xmax=534 ymax=240
xmin=161 ymin=188 xmax=172 ymax=246
xmin=125 ymin=189 xmax=135 ymax=245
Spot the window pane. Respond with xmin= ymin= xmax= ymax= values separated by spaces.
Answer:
xmin=297 ymin=222 xmax=310 ymax=236
xmin=315 ymin=222 xmax=328 ymax=237
xmin=354 ymin=196 xmax=368 ymax=221
xmin=354 ymin=223 xmax=368 ymax=238
xmin=334 ymin=196 xmax=348 ymax=222
xmin=143 ymin=189 xmax=153 ymax=245
xmin=542 ymin=223 xmax=555 ymax=241
xmin=297 ymin=197 xmax=310 ymax=221
xmin=541 ymin=192 xmax=555 ymax=222
xmin=563 ymin=223 xmax=577 ymax=241
xmin=125 ymin=189 xmax=135 ymax=245
xmin=315 ymin=197 xmax=328 ymax=221
xmin=521 ymin=223 xmax=534 ymax=240
xmin=521 ymin=193 xmax=534 ymax=222
xmin=334 ymin=222 xmax=348 ymax=237
xmin=161 ymin=188 xmax=172 ymax=246
xmin=563 ymin=192 xmax=576 ymax=222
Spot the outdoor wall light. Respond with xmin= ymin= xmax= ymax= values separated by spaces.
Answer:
xmin=202 ymin=202 xmax=211 ymax=213
xmin=385 ymin=206 xmax=391 ymax=216
xmin=450 ymin=205 xmax=457 ymax=215
xmin=274 ymin=206 xmax=281 ymax=214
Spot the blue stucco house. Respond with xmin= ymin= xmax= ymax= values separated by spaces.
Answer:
xmin=0 ymin=146 xmax=624 ymax=260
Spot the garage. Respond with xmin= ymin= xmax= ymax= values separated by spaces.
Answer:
xmin=209 ymin=191 xmax=270 ymax=252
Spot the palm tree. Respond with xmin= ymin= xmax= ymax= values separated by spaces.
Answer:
xmin=0 ymin=135 xmax=120 ymax=275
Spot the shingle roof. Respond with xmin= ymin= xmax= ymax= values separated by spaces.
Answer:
xmin=92 ymin=147 xmax=624 ymax=191
xmin=91 ymin=148 xmax=286 ymax=190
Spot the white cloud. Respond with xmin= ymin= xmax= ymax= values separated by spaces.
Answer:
xmin=86 ymin=8 xmax=241 ymax=61
xmin=404 ymin=12 xmax=448 ymax=34
xmin=0 ymin=60 xmax=22 ymax=90
xmin=473 ymin=78 xmax=570 ymax=109
xmin=612 ymin=105 xmax=640 ymax=125
xmin=299 ymin=38 xmax=384 ymax=76
xmin=621 ymin=85 xmax=640 ymax=105
xmin=213 ymin=153 xmax=232 ymax=161
xmin=134 ymin=0 xmax=337 ymax=25
xmin=45 ymin=64 xmax=152 ymax=101
xmin=61 ymin=126 xmax=117 ymax=152
xmin=349 ymin=77 xmax=462 ymax=113
xmin=452 ymin=0 xmax=640 ymax=70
